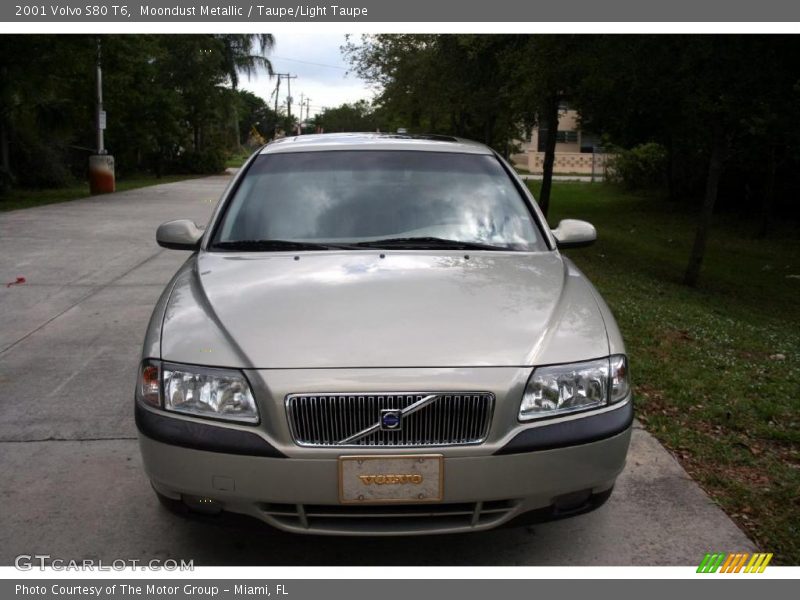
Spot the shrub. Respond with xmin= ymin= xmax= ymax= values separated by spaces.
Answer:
xmin=171 ymin=148 xmax=226 ymax=175
xmin=608 ymin=142 xmax=668 ymax=190
xmin=11 ymin=134 xmax=74 ymax=189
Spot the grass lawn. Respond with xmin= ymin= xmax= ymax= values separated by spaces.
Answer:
xmin=527 ymin=181 xmax=800 ymax=564
xmin=0 ymin=174 xmax=202 ymax=212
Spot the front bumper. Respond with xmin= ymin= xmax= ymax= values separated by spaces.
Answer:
xmin=138 ymin=421 xmax=632 ymax=535
xmin=136 ymin=364 xmax=633 ymax=535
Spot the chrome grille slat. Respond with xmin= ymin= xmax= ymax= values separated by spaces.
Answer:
xmin=309 ymin=396 xmax=317 ymax=442
xmin=443 ymin=395 xmax=450 ymax=442
xmin=471 ymin=395 xmax=478 ymax=440
xmin=455 ymin=396 xmax=462 ymax=443
xmin=328 ymin=396 xmax=336 ymax=443
xmin=286 ymin=392 xmax=494 ymax=447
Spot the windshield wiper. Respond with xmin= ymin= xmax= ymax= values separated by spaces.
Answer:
xmin=352 ymin=236 xmax=509 ymax=251
xmin=211 ymin=239 xmax=354 ymax=252
xmin=212 ymin=237 xmax=513 ymax=252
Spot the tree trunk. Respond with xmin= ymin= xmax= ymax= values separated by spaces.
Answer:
xmin=0 ymin=120 xmax=10 ymax=175
xmin=410 ymin=108 xmax=421 ymax=130
xmin=193 ymin=121 xmax=200 ymax=152
xmin=538 ymin=95 xmax=560 ymax=219
xmin=683 ymin=133 xmax=725 ymax=287
xmin=0 ymin=64 xmax=9 ymax=177
xmin=756 ymin=145 xmax=776 ymax=239
xmin=231 ymin=102 xmax=242 ymax=150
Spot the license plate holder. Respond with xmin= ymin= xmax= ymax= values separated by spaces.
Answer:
xmin=338 ymin=454 xmax=443 ymax=504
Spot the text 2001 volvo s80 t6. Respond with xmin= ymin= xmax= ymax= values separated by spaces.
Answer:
xmin=135 ymin=133 xmax=632 ymax=535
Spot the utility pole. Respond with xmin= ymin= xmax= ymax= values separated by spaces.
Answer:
xmin=89 ymin=37 xmax=114 ymax=194
xmin=299 ymin=92 xmax=305 ymax=120
xmin=273 ymin=73 xmax=297 ymax=136
xmin=284 ymin=73 xmax=297 ymax=121
xmin=272 ymin=78 xmax=281 ymax=115
xmin=96 ymin=38 xmax=105 ymax=155
xmin=305 ymin=97 xmax=311 ymax=122
xmin=271 ymin=77 xmax=281 ymax=138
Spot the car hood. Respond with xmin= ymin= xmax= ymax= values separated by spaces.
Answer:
xmin=160 ymin=251 xmax=609 ymax=369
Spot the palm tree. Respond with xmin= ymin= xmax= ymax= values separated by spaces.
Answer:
xmin=217 ymin=35 xmax=275 ymax=149
xmin=218 ymin=34 xmax=275 ymax=89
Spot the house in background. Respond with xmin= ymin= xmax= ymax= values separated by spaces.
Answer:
xmin=511 ymin=105 xmax=612 ymax=178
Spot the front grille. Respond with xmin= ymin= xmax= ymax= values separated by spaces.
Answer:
xmin=285 ymin=392 xmax=494 ymax=447
xmin=259 ymin=500 xmax=518 ymax=534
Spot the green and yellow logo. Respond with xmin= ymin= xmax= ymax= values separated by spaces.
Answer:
xmin=697 ymin=552 xmax=773 ymax=573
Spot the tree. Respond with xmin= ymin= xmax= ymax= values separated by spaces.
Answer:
xmin=574 ymin=35 xmax=800 ymax=286
xmin=217 ymin=34 xmax=275 ymax=148
xmin=317 ymin=101 xmax=382 ymax=132
xmin=235 ymin=89 xmax=279 ymax=144
xmin=217 ymin=34 xmax=275 ymax=89
xmin=101 ymin=35 xmax=182 ymax=177
xmin=343 ymin=35 xmax=525 ymax=150
xmin=0 ymin=35 xmax=95 ymax=188
xmin=344 ymin=35 xmax=595 ymax=218
xmin=0 ymin=33 xmax=278 ymax=195
xmin=509 ymin=36 xmax=590 ymax=218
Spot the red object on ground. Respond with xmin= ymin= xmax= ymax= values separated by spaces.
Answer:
xmin=6 ymin=276 xmax=26 ymax=287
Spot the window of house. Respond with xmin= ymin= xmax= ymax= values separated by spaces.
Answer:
xmin=555 ymin=131 xmax=579 ymax=144
xmin=536 ymin=128 xmax=579 ymax=151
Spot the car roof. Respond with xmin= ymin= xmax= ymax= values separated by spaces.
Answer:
xmin=259 ymin=132 xmax=494 ymax=155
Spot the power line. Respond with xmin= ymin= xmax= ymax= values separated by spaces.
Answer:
xmin=271 ymin=55 xmax=348 ymax=71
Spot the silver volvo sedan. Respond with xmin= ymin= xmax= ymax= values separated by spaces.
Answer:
xmin=135 ymin=133 xmax=632 ymax=535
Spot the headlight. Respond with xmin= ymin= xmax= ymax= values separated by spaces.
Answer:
xmin=137 ymin=360 xmax=259 ymax=424
xmin=519 ymin=355 xmax=629 ymax=421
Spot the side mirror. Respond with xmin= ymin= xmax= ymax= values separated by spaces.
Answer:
xmin=552 ymin=219 xmax=597 ymax=249
xmin=156 ymin=219 xmax=204 ymax=251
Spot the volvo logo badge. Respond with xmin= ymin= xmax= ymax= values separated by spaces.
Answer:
xmin=380 ymin=409 xmax=402 ymax=431
xmin=335 ymin=395 xmax=438 ymax=445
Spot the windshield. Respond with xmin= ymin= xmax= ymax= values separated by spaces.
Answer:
xmin=212 ymin=150 xmax=545 ymax=251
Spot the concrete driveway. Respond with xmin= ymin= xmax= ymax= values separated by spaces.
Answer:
xmin=0 ymin=175 xmax=755 ymax=566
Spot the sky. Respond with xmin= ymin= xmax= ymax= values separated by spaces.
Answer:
xmin=239 ymin=32 xmax=374 ymax=121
